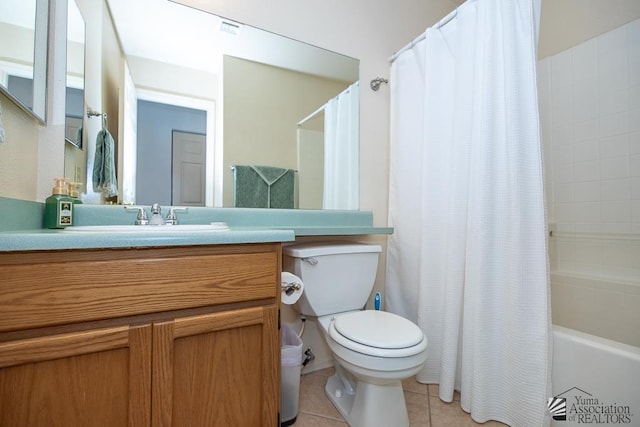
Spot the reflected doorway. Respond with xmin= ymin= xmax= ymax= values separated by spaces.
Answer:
xmin=136 ymin=100 xmax=206 ymax=206
xmin=172 ymin=130 xmax=206 ymax=206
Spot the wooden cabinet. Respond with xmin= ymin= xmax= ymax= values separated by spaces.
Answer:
xmin=0 ymin=324 xmax=151 ymax=427
xmin=153 ymin=306 xmax=279 ymax=426
xmin=0 ymin=243 xmax=281 ymax=427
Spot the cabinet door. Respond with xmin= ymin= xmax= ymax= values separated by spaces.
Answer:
xmin=153 ymin=305 xmax=279 ymax=427
xmin=0 ymin=325 xmax=152 ymax=427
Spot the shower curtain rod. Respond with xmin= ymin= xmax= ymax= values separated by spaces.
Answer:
xmin=297 ymin=82 xmax=359 ymax=127
xmin=297 ymin=103 xmax=325 ymax=127
xmin=389 ymin=6 xmax=460 ymax=62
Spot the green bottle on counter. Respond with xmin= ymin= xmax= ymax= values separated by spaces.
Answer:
xmin=44 ymin=178 xmax=74 ymax=229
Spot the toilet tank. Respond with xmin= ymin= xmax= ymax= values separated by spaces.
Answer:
xmin=282 ymin=242 xmax=382 ymax=317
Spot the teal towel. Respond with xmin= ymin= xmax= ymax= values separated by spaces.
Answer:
xmin=234 ymin=165 xmax=294 ymax=208
xmin=92 ymin=129 xmax=118 ymax=198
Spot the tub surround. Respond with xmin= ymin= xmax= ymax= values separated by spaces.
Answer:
xmin=0 ymin=197 xmax=393 ymax=251
xmin=551 ymin=271 xmax=640 ymax=347
xmin=540 ymin=19 xmax=640 ymax=349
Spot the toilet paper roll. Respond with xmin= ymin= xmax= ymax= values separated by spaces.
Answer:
xmin=281 ymin=272 xmax=304 ymax=305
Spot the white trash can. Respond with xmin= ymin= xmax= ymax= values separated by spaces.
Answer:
xmin=281 ymin=324 xmax=303 ymax=426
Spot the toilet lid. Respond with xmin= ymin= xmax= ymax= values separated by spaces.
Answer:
xmin=332 ymin=310 xmax=424 ymax=350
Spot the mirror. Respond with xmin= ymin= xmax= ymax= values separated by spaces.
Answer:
xmin=63 ymin=0 xmax=85 ymax=190
xmin=99 ymin=0 xmax=359 ymax=209
xmin=64 ymin=0 xmax=85 ymax=149
xmin=0 ymin=0 xmax=48 ymax=123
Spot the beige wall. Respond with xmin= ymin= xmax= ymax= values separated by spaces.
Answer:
xmin=539 ymin=0 xmax=640 ymax=59
xmin=127 ymin=56 xmax=218 ymax=101
xmin=100 ymin=5 xmax=120 ymax=141
xmin=0 ymin=92 xmax=39 ymax=200
xmin=222 ymin=56 xmax=349 ymax=207
xmin=297 ymin=128 xmax=324 ymax=209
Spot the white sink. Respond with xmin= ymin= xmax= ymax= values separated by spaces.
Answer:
xmin=63 ymin=223 xmax=229 ymax=233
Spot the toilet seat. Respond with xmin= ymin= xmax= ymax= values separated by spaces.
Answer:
xmin=328 ymin=310 xmax=427 ymax=358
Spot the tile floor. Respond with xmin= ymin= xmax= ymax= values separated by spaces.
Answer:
xmin=291 ymin=367 xmax=508 ymax=426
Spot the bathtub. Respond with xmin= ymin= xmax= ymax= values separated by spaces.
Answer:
xmin=551 ymin=326 xmax=640 ymax=426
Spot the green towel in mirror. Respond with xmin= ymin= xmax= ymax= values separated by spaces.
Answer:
xmin=233 ymin=165 xmax=294 ymax=208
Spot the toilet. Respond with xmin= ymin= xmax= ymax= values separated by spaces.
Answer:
xmin=283 ymin=242 xmax=428 ymax=427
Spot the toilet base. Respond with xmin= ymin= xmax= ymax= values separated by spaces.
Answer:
xmin=324 ymin=370 xmax=409 ymax=427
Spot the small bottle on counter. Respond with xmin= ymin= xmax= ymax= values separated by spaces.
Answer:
xmin=44 ymin=178 xmax=74 ymax=229
xmin=68 ymin=182 xmax=83 ymax=205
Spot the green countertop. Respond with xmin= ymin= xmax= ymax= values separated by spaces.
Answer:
xmin=0 ymin=228 xmax=297 ymax=251
xmin=0 ymin=198 xmax=393 ymax=252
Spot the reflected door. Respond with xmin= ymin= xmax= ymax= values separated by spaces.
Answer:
xmin=172 ymin=130 xmax=205 ymax=206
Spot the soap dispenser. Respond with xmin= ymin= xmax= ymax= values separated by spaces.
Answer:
xmin=44 ymin=178 xmax=74 ymax=229
xmin=68 ymin=182 xmax=83 ymax=205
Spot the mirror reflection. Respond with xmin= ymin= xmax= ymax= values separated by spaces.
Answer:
xmin=63 ymin=0 xmax=85 ymax=191
xmin=94 ymin=0 xmax=359 ymax=209
xmin=64 ymin=0 xmax=84 ymax=148
xmin=0 ymin=0 xmax=48 ymax=123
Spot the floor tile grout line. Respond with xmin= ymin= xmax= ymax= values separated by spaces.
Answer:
xmin=297 ymin=409 xmax=345 ymax=423
xmin=403 ymin=388 xmax=432 ymax=427
xmin=427 ymin=386 xmax=433 ymax=427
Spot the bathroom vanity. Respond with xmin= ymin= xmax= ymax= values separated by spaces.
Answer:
xmin=0 ymin=199 xmax=393 ymax=426
xmin=0 ymin=242 xmax=281 ymax=426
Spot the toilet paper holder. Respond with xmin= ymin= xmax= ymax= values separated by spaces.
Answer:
xmin=282 ymin=282 xmax=302 ymax=296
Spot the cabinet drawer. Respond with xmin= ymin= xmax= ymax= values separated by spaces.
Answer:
xmin=0 ymin=244 xmax=281 ymax=333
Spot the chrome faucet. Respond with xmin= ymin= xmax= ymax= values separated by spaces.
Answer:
xmin=149 ymin=203 xmax=165 ymax=225
xmin=124 ymin=206 xmax=149 ymax=225
xmin=165 ymin=207 xmax=188 ymax=225
xmin=124 ymin=204 xmax=188 ymax=226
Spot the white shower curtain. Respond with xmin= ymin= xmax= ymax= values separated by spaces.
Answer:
xmin=387 ymin=0 xmax=551 ymax=425
xmin=323 ymin=81 xmax=359 ymax=210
